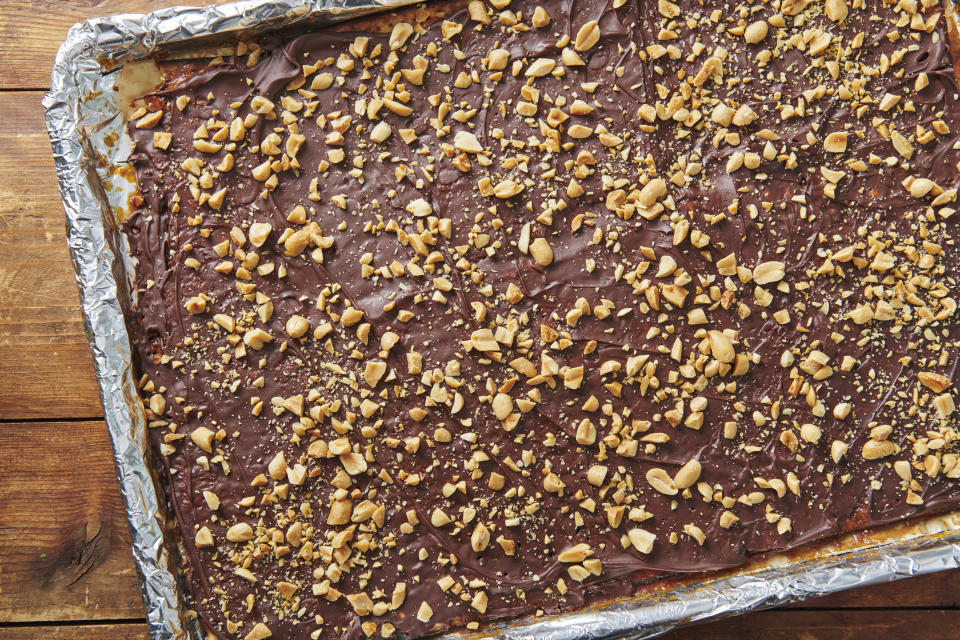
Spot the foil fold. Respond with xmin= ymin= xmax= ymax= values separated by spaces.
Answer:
xmin=42 ymin=1 xmax=960 ymax=639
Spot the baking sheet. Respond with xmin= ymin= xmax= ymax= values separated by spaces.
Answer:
xmin=42 ymin=1 xmax=960 ymax=639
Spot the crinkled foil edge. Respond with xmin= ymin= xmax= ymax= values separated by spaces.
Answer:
xmin=41 ymin=1 xmax=960 ymax=640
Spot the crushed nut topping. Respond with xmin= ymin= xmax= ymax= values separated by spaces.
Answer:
xmin=125 ymin=0 xmax=960 ymax=638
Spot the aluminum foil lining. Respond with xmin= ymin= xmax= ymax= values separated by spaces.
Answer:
xmin=42 ymin=1 xmax=960 ymax=639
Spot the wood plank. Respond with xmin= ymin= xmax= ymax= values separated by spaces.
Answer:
xmin=661 ymin=609 xmax=960 ymax=640
xmin=0 ymin=623 xmax=148 ymax=640
xmin=0 ymin=1 xmax=217 ymax=90
xmin=796 ymin=569 xmax=960 ymax=609
xmin=0 ymin=91 xmax=102 ymax=420
xmin=0 ymin=421 xmax=143 ymax=623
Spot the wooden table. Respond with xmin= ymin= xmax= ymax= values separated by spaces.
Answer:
xmin=2 ymin=2 xmax=960 ymax=638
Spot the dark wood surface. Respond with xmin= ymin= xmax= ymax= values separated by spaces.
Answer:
xmin=1 ymin=1 xmax=959 ymax=639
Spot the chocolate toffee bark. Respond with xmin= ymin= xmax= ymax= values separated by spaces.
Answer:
xmin=124 ymin=0 xmax=960 ymax=638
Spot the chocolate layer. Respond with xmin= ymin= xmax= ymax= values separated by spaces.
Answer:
xmin=124 ymin=0 xmax=960 ymax=639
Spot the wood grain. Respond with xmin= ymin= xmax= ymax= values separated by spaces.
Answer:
xmin=0 ymin=622 xmax=150 ymax=640
xmin=0 ymin=1 xmax=218 ymax=90
xmin=0 ymin=91 xmax=102 ymax=420
xmin=798 ymin=569 xmax=960 ymax=609
xmin=0 ymin=623 xmax=149 ymax=640
xmin=662 ymin=609 xmax=960 ymax=640
xmin=0 ymin=421 xmax=143 ymax=623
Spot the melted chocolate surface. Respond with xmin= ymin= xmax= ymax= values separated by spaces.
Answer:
xmin=124 ymin=1 xmax=960 ymax=638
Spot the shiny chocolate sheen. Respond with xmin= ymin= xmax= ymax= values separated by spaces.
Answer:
xmin=124 ymin=1 xmax=960 ymax=639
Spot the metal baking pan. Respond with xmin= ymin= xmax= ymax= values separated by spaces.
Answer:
xmin=43 ymin=1 xmax=960 ymax=638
